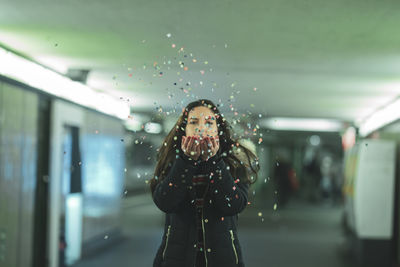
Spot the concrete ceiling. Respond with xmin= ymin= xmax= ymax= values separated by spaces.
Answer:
xmin=1 ymin=0 xmax=400 ymax=122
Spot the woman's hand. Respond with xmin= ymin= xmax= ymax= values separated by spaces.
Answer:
xmin=181 ymin=136 xmax=201 ymax=161
xmin=200 ymin=136 xmax=219 ymax=161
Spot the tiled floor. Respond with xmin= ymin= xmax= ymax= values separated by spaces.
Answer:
xmin=72 ymin=194 xmax=354 ymax=267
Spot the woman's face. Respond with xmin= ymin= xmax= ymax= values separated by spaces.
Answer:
xmin=185 ymin=106 xmax=218 ymax=139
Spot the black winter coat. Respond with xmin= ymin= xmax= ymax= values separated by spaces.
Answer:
xmin=152 ymin=151 xmax=249 ymax=267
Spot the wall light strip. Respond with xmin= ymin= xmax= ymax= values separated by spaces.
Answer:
xmin=144 ymin=122 xmax=162 ymax=134
xmin=0 ymin=47 xmax=129 ymax=120
xmin=357 ymin=97 xmax=400 ymax=137
xmin=259 ymin=117 xmax=344 ymax=132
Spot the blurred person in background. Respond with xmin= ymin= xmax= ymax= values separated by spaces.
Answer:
xmin=303 ymin=148 xmax=322 ymax=203
xmin=330 ymin=156 xmax=344 ymax=206
xmin=320 ymin=154 xmax=334 ymax=205
xmin=273 ymin=151 xmax=298 ymax=208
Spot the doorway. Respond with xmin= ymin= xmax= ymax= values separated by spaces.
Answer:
xmin=59 ymin=126 xmax=83 ymax=266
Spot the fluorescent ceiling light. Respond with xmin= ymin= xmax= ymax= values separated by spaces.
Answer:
xmin=34 ymin=55 xmax=69 ymax=74
xmin=124 ymin=113 xmax=150 ymax=132
xmin=0 ymin=47 xmax=129 ymax=120
xmin=124 ymin=119 xmax=143 ymax=132
xmin=259 ymin=117 xmax=344 ymax=132
xmin=144 ymin=122 xmax=162 ymax=134
xmin=357 ymin=97 xmax=400 ymax=137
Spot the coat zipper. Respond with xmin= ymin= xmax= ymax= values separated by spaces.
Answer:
xmin=163 ymin=225 xmax=171 ymax=260
xmin=201 ymin=208 xmax=208 ymax=267
xmin=229 ymin=230 xmax=238 ymax=264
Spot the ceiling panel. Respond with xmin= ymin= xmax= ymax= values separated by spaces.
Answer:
xmin=0 ymin=0 xmax=399 ymax=122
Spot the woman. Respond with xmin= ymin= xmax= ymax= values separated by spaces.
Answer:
xmin=150 ymin=99 xmax=259 ymax=267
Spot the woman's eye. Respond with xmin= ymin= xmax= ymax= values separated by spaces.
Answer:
xmin=189 ymin=121 xmax=212 ymax=125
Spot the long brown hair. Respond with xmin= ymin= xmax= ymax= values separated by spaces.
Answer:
xmin=149 ymin=99 xmax=260 ymax=195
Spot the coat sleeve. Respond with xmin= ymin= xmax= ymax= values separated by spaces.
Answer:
xmin=199 ymin=156 xmax=250 ymax=216
xmin=152 ymin=156 xmax=197 ymax=213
